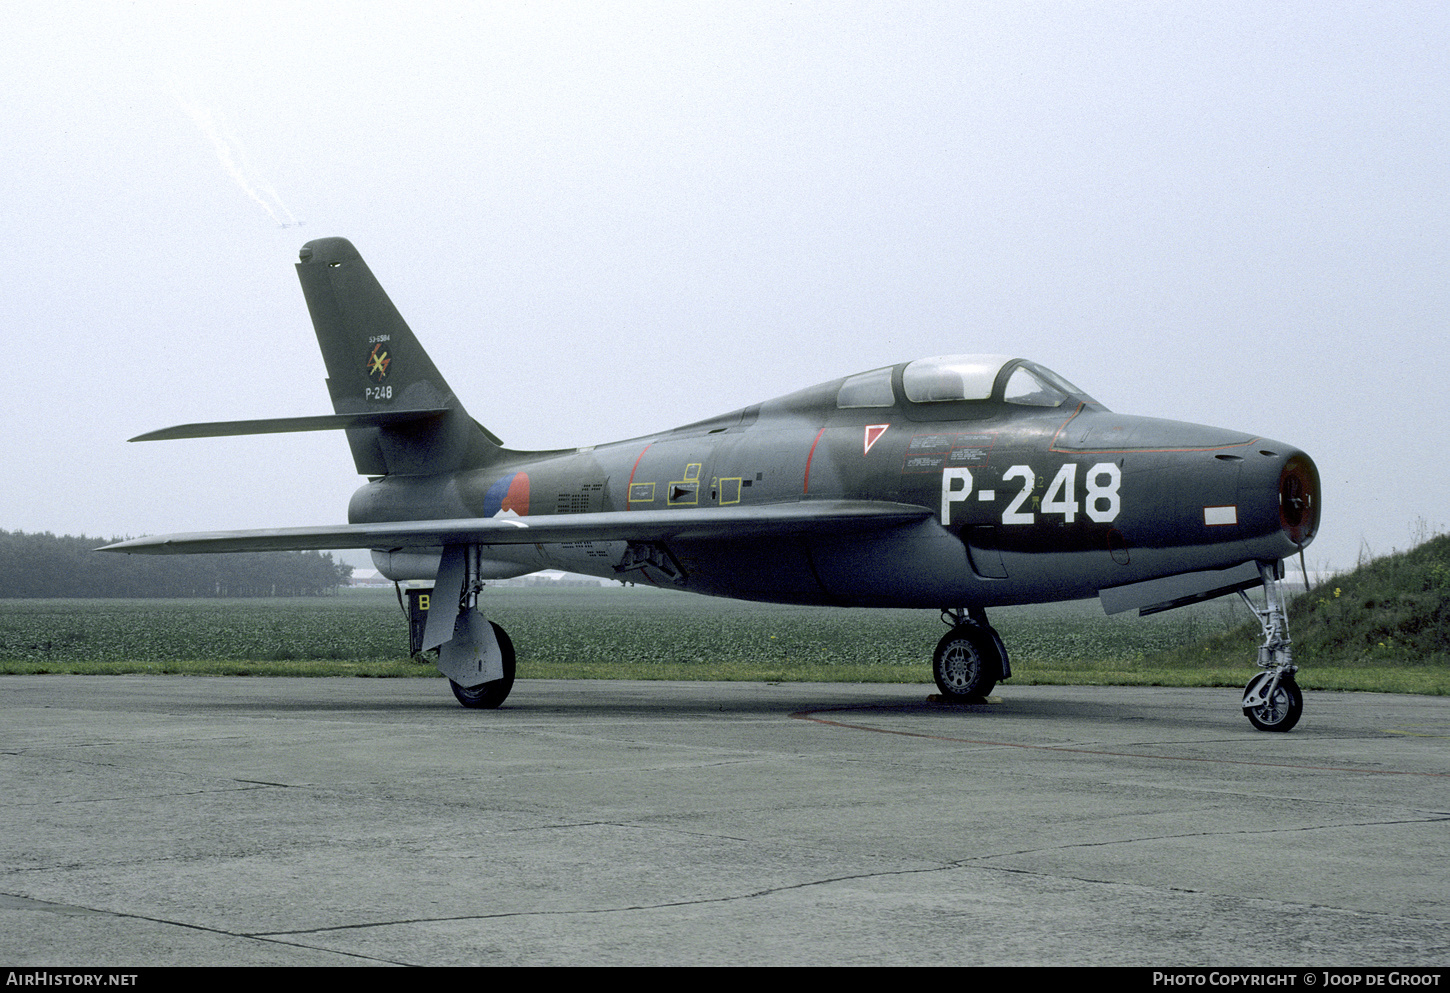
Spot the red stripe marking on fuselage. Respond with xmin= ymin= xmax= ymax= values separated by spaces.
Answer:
xmin=626 ymin=443 xmax=652 ymax=509
xmin=802 ymin=427 xmax=826 ymax=494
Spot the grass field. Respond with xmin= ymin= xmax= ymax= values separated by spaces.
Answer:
xmin=3 ymin=584 xmax=1442 ymax=694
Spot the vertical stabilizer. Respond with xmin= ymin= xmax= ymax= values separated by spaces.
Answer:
xmin=295 ymin=238 xmax=503 ymax=474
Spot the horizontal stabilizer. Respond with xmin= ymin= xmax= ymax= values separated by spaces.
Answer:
xmin=128 ymin=408 xmax=465 ymax=443
xmin=99 ymin=501 xmax=934 ymax=555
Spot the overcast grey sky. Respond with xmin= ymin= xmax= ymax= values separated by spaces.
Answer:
xmin=1 ymin=1 xmax=1445 ymax=575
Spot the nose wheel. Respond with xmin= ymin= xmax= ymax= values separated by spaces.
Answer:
xmin=1242 ymin=671 xmax=1302 ymax=732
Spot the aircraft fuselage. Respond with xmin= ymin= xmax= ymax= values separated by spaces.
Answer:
xmin=352 ymin=369 xmax=1311 ymax=610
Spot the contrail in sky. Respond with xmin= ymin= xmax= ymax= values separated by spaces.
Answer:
xmin=168 ymin=83 xmax=301 ymax=227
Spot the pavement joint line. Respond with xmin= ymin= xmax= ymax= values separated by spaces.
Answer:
xmin=972 ymin=815 xmax=1450 ymax=863
xmin=791 ymin=706 xmax=1450 ymax=776
xmin=520 ymin=819 xmax=756 ymax=844
xmin=251 ymin=864 xmax=967 ymax=937
xmin=0 ymin=892 xmax=405 ymax=965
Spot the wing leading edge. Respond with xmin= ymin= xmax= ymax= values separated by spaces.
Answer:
xmin=99 ymin=501 xmax=935 ymax=555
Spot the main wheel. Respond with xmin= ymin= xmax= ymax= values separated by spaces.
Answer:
xmin=1242 ymin=673 xmax=1302 ymax=732
xmin=932 ymin=625 xmax=998 ymax=701
xmin=449 ymin=623 xmax=516 ymax=709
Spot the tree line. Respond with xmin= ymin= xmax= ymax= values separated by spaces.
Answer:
xmin=0 ymin=530 xmax=353 ymax=597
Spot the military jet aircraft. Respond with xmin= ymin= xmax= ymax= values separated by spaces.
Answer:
xmin=105 ymin=237 xmax=1321 ymax=731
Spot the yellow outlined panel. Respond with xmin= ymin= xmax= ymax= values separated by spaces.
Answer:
xmin=668 ymin=463 xmax=704 ymax=505
xmin=718 ymin=477 xmax=742 ymax=504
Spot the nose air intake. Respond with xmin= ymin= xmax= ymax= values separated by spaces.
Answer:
xmin=1277 ymin=454 xmax=1319 ymax=547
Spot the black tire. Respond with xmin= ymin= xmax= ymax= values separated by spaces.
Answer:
xmin=932 ymin=625 xmax=998 ymax=701
xmin=1242 ymin=674 xmax=1302 ymax=732
xmin=449 ymin=623 xmax=516 ymax=709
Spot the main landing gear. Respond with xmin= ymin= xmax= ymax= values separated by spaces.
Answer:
xmin=1238 ymin=561 xmax=1302 ymax=732
xmin=428 ymin=545 xmax=517 ymax=709
xmin=932 ymin=607 xmax=1010 ymax=702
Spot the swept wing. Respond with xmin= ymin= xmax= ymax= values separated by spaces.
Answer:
xmin=100 ymin=501 xmax=933 ymax=555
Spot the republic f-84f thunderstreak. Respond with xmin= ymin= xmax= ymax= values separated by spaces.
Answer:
xmin=105 ymin=238 xmax=1321 ymax=731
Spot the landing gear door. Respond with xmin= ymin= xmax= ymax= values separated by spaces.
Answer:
xmin=437 ymin=609 xmax=505 ymax=687
xmin=422 ymin=543 xmax=467 ymax=651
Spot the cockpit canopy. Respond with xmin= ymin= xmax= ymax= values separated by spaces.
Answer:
xmin=837 ymin=355 xmax=1094 ymax=410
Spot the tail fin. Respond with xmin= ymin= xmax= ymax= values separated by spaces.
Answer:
xmin=295 ymin=238 xmax=505 ymax=475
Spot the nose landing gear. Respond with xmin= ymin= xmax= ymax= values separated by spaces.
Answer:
xmin=1239 ymin=561 xmax=1302 ymax=732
